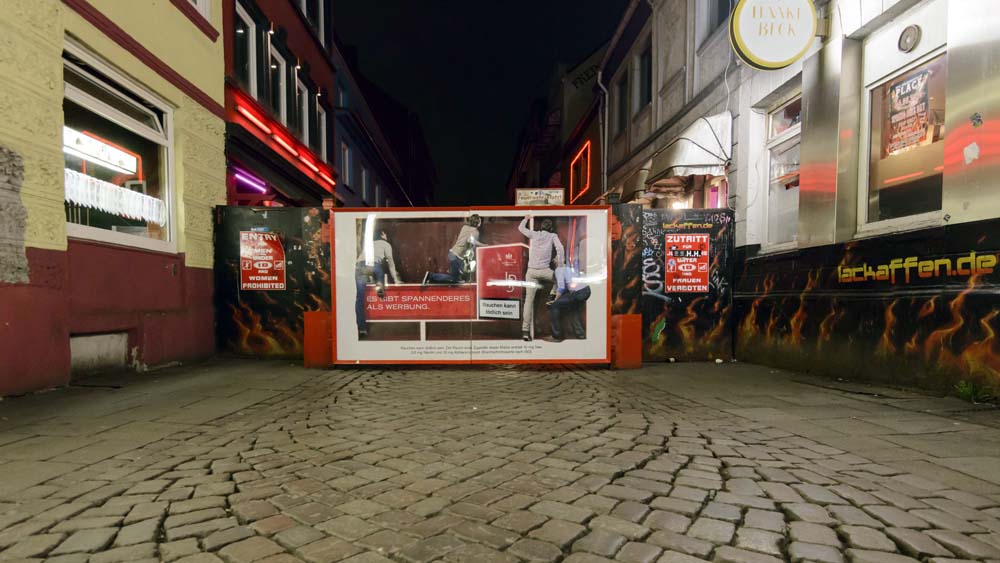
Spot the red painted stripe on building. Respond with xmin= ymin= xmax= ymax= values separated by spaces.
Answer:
xmin=62 ymin=0 xmax=226 ymax=120
xmin=168 ymin=0 xmax=220 ymax=42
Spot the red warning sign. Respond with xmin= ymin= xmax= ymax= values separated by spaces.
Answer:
xmin=664 ymin=234 xmax=710 ymax=292
xmin=240 ymin=231 xmax=286 ymax=290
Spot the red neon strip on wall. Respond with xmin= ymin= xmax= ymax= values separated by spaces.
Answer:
xmin=273 ymin=134 xmax=299 ymax=157
xmin=319 ymin=171 xmax=337 ymax=187
xmin=237 ymin=105 xmax=272 ymax=134
xmin=570 ymin=140 xmax=592 ymax=204
xmin=299 ymin=155 xmax=320 ymax=173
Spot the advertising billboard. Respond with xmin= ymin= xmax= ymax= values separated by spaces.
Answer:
xmin=332 ymin=207 xmax=610 ymax=363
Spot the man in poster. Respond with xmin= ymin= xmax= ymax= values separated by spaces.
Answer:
xmin=518 ymin=214 xmax=564 ymax=341
xmin=423 ymin=214 xmax=486 ymax=284
xmin=355 ymin=228 xmax=400 ymax=337
xmin=547 ymin=263 xmax=591 ymax=342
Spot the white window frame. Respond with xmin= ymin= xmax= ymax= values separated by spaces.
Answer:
xmin=296 ymin=77 xmax=309 ymax=146
xmin=761 ymin=96 xmax=802 ymax=253
xmin=63 ymin=40 xmax=176 ymax=254
xmin=188 ymin=0 xmax=210 ymax=19
xmin=298 ymin=0 xmax=325 ymax=46
xmin=634 ymin=40 xmax=652 ymax=114
xmin=856 ymin=47 xmax=947 ymax=239
xmin=340 ymin=142 xmax=351 ymax=185
xmin=317 ymin=104 xmax=328 ymax=161
xmin=268 ymin=45 xmax=287 ymax=124
xmin=234 ymin=1 xmax=257 ymax=99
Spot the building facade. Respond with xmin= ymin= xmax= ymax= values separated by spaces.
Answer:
xmin=223 ymin=0 xmax=337 ymax=207
xmin=597 ymin=0 xmax=1000 ymax=391
xmin=507 ymin=47 xmax=605 ymax=206
xmin=0 ymin=0 xmax=227 ymax=394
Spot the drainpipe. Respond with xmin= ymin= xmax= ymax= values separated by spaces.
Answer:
xmin=597 ymin=70 xmax=610 ymax=196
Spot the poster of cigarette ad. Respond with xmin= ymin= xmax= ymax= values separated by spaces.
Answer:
xmin=332 ymin=207 xmax=610 ymax=363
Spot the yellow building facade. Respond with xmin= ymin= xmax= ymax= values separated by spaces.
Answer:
xmin=0 ymin=0 xmax=227 ymax=394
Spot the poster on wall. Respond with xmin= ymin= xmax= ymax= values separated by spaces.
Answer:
xmin=240 ymin=231 xmax=286 ymax=291
xmin=332 ymin=207 xmax=610 ymax=363
xmin=886 ymin=69 xmax=930 ymax=156
xmin=664 ymin=234 xmax=710 ymax=292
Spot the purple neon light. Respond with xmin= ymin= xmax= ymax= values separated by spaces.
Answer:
xmin=232 ymin=170 xmax=267 ymax=193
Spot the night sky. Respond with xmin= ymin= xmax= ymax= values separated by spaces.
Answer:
xmin=333 ymin=1 xmax=628 ymax=206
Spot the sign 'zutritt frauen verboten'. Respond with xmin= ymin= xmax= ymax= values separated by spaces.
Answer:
xmin=730 ymin=0 xmax=817 ymax=70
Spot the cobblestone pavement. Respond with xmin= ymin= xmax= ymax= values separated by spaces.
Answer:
xmin=0 ymin=361 xmax=999 ymax=563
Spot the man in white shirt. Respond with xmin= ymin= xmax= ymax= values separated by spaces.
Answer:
xmin=518 ymin=215 xmax=564 ymax=341
xmin=424 ymin=215 xmax=486 ymax=284
xmin=355 ymin=229 xmax=400 ymax=337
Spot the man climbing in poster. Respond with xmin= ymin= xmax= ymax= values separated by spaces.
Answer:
xmin=355 ymin=227 xmax=400 ymax=338
xmin=423 ymin=214 xmax=485 ymax=284
xmin=548 ymin=262 xmax=591 ymax=342
xmin=519 ymin=214 xmax=564 ymax=341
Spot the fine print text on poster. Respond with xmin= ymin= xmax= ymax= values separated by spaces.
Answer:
xmin=332 ymin=207 xmax=609 ymax=363
xmin=240 ymin=231 xmax=286 ymax=291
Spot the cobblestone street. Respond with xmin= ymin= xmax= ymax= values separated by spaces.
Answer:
xmin=1 ymin=361 xmax=1000 ymax=563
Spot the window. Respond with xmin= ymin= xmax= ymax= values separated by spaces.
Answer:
xmin=295 ymin=77 xmax=309 ymax=145
xmin=637 ymin=44 xmax=652 ymax=110
xmin=375 ymin=183 xmax=382 ymax=207
xmin=338 ymin=85 xmax=347 ymax=108
xmin=615 ymin=73 xmax=628 ymax=135
xmin=361 ymin=167 xmax=369 ymax=202
xmin=188 ymin=0 xmax=210 ymax=19
xmin=267 ymin=46 xmax=286 ymax=124
xmin=62 ymin=47 xmax=172 ymax=248
xmin=299 ymin=0 xmax=325 ymax=45
xmin=709 ymin=0 xmax=729 ymax=32
xmin=764 ymin=97 xmax=802 ymax=248
xmin=340 ymin=142 xmax=351 ymax=185
xmin=233 ymin=3 xmax=256 ymax=98
xmin=316 ymin=104 xmax=327 ymax=161
xmin=864 ymin=53 xmax=947 ymax=224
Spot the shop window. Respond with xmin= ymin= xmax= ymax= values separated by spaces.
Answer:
xmin=233 ymin=3 xmax=256 ymax=98
xmin=615 ymin=73 xmax=628 ymax=135
xmin=637 ymin=44 xmax=652 ymax=111
xmin=267 ymin=46 xmax=286 ymax=124
xmin=865 ymin=53 xmax=947 ymax=224
xmin=764 ymin=96 xmax=802 ymax=248
xmin=295 ymin=77 xmax=309 ymax=145
xmin=340 ymin=142 xmax=352 ymax=185
xmin=62 ymin=49 xmax=171 ymax=245
xmin=316 ymin=104 xmax=327 ymax=161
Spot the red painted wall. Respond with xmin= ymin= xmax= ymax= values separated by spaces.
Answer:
xmin=0 ymin=243 xmax=214 ymax=396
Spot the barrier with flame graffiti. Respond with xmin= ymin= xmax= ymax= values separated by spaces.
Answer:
xmin=611 ymin=205 xmax=735 ymax=362
xmin=214 ymin=207 xmax=331 ymax=358
xmin=734 ymin=219 xmax=1000 ymax=392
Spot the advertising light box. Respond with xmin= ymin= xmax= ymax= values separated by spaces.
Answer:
xmin=332 ymin=206 xmax=610 ymax=364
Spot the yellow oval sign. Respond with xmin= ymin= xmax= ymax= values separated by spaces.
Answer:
xmin=730 ymin=0 xmax=817 ymax=70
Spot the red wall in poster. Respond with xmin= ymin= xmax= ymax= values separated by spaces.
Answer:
xmin=365 ymin=285 xmax=476 ymax=320
xmin=240 ymin=231 xmax=286 ymax=290
xmin=664 ymin=234 xmax=710 ymax=292
xmin=476 ymin=244 xmax=526 ymax=300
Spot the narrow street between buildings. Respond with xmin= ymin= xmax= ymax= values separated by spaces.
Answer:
xmin=0 ymin=361 xmax=998 ymax=562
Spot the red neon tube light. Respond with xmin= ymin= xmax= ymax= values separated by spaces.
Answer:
xmin=273 ymin=134 xmax=299 ymax=157
xmin=570 ymin=141 xmax=592 ymax=203
xmin=299 ymin=155 xmax=320 ymax=173
xmin=237 ymin=105 xmax=272 ymax=134
xmin=319 ymin=170 xmax=337 ymax=187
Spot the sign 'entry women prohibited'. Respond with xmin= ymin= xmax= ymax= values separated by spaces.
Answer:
xmin=730 ymin=0 xmax=817 ymax=70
